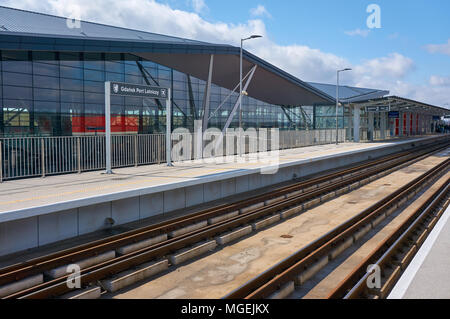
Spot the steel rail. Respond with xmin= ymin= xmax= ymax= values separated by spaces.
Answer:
xmin=330 ymin=179 xmax=450 ymax=299
xmin=224 ymin=156 xmax=449 ymax=299
xmin=2 ymin=141 xmax=449 ymax=299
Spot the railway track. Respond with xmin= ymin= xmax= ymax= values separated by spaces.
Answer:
xmin=327 ymin=175 xmax=450 ymax=299
xmin=0 ymin=140 xmax=449 ymax=299
xmin=224 ymin=151 xmax=449 ymax=299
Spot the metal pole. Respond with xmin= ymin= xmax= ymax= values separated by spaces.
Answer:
xmin=336 ymin=71 xmax=339 ymax=145
xmin=166 ymin=88 xmax=173 ymax=166
xmin=105 ymin=81 xmax=112 ymax=174
xmin=41 ymin=138 xmax=45 ymax=178
xmin=239 ymin=39 xmax=243 ymax=157
xmin=77 ymin=137 xmax=81 ymax=174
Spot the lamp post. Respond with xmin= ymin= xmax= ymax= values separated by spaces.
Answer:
xmin=336 ymin=68 xmax=352 ymax=145
xmin=239 ymin=35 xmax=262 ymax=156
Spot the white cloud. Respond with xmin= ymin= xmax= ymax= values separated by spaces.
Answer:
xmin=354 ymin=53 xmax=415 ymax=79
xmin=344 ymin=28 xmax=370 ymax=37
xmin=1 ymin=0 xmax=448 ymax=106
xmin=425 ymin=39 xmax=450 ymax=56
xmin=430 ymin=75 xmax=450 ymax=87
xmin=191 ymin=0 xmax=207 ymax=14
xmin=250 ymin=5 xmax=271 ymax=19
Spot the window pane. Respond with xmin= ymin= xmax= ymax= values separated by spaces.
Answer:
xmin=84 ymin=80 xmax=104 ymax=93
xmin=60 ymin=78 xmax=83 ymax=91
xmin=60 ymin=65 xmax=83 ymax=79
xmin=2 ymin=72 xmax=32 ymax=87
xmin=61 ymin=90 xmax=83 ymax=103
xmin=84 ymin=69 xmax=104 ymax=81
xmin=34 ymin=88 xmax=60 ymax=101
xmin=33 ymin=62 xmax=59 ymax=76
xmin=33 ymin=75 xmax=59 ymax=89
xmin=3 ymin=85 xmax=32 ymax=99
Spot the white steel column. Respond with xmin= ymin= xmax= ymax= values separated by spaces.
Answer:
xmin=368 ymin=112 xmax=374 ymax=141
xmin=166 ymin=88 xmax=173 ymax=166
xmin=105 ymin=81 xmax=112 ymax=174
xmin=399 ymin=112 xmax=404 ymax=137
xmin=353 ymin=105 xmax=360 ymax=142
xmin=380 ymin=112 xmax=386 ymax=139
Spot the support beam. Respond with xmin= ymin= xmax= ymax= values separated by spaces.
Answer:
xmin=202 ymin=55 xmax=214 ymax=132
xmin=399 ymin=111 xmax=404 ymax=137
xmin=222 ymin=65 xmax=258 ymax=134
xmin=368 ymin=112 xmax=374 ymax=141
xmin=380 ymin=112 xmax=386 ymax=139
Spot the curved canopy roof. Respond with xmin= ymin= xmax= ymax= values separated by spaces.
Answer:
xmin=307 ymin=82 xmax=389 ymax=103
xmin=352 ymin=96 xmax=448 ymax=116
xmin=0 ymin=6 xmax=334 ymax=106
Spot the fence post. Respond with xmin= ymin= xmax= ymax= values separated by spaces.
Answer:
xmin=77 ymin=137 xmax=81 ymax=174
xmin=41 ymin=138 xmax=45 ymax=178
xmin=134 ymin=135 xmax=138 ymax=167
xmin=0 ymin=140 xmax=3 ymax=183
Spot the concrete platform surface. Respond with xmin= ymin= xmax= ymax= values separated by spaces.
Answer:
xmin=0 ymin=136 xmax=445 ymax=256
xmin=389 ymin=205 xmax=450 ymax=299
xmin=0 ymin=137 xmax=438 ymax=222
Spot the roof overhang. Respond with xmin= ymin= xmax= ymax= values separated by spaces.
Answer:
xmin=0 ymin=32 xmax=334 ymax=106
xmin=351 ymin=96 xmax=449 ymax=116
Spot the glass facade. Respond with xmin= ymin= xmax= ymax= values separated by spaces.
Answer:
xmin=0 ymin=50 xmax=320 ymax=138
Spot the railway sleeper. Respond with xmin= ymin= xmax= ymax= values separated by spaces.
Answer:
xmin=45 ymin=250 xmax=116 ymax=279
xmin=294 ymin=255 xmax=329 ymax=286
xmin=393 ymin=245 xmax=417 ymax=270
xmin=168 ymin=221 xmax=208 ymax=238
xmin=265 ymin=195 xmax=287 ymax=206
xmin=329 ymin=237 xmax=354 ymax=260
xmin=169 ymin=240 xmax=217 ymax=266
xmin=320 ymin=191 xmax=336 ymax=203
xmin=378 ymin=265 xmax=402 ymax=299
xmin=303 ymin=198 xmax=321 ymax=210
xmin=0 ymin=274 xmax=43 ymax=298
xmin=280 ymin=204 xmax=304 ymax=219
xmin=208 ymin=211 xmax=240 ymax=225
xmin=268 ymin=281 xmax=295 ymax=299
xmin=353 ymin=224 xmax=372 ymax=242
xmin=252 ymin=214 xmax=281 ymax=231
xmin=240 ymin=202 xmax=264 ymax=214
xmin=215 ymin=226 xmax=253 ymax=246
xmin=371 ymin=212 xmax=387 ymax=228
xmin=117 ymin=234 xmax=168 ymax=255
xmin=286 ymin=189 xmax=303 ymax=198
xmin=101 ymin=259 xmax=169 ymax=293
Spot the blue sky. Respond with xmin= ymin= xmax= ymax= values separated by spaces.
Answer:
xmin=2 ymin=0 xmax=450 ymax=106
xmin=166 ymin=0 xmax=450 ymax=86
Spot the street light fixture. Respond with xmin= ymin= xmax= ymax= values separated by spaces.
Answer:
xmin=239 ymin=34 xmax=262 ymax=156
xmin=336 ymin=68 xmax=352 ymax=145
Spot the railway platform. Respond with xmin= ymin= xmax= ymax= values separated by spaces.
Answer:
xmin=389 ymin=205 xmax=450 ymax=299
xmin=0 ymin=135 xmax=445 ymax=257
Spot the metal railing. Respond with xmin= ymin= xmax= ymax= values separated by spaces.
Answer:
xmin=0 ymin=129 xmax=347 ymax=181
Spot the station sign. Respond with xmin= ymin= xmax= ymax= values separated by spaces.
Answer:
xmin=388 ymin=111 xmax=399 ymax=118
xmin=110 ymin=82 xmax=168 ymax=99
xmin=366 ymin=105 xmax=390 ymax=112
xmin=433 ymin=116 xmax=441 ymax=121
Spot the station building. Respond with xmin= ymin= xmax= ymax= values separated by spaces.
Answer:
xmin=0 ymin=6 xmax=448 ymax=180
